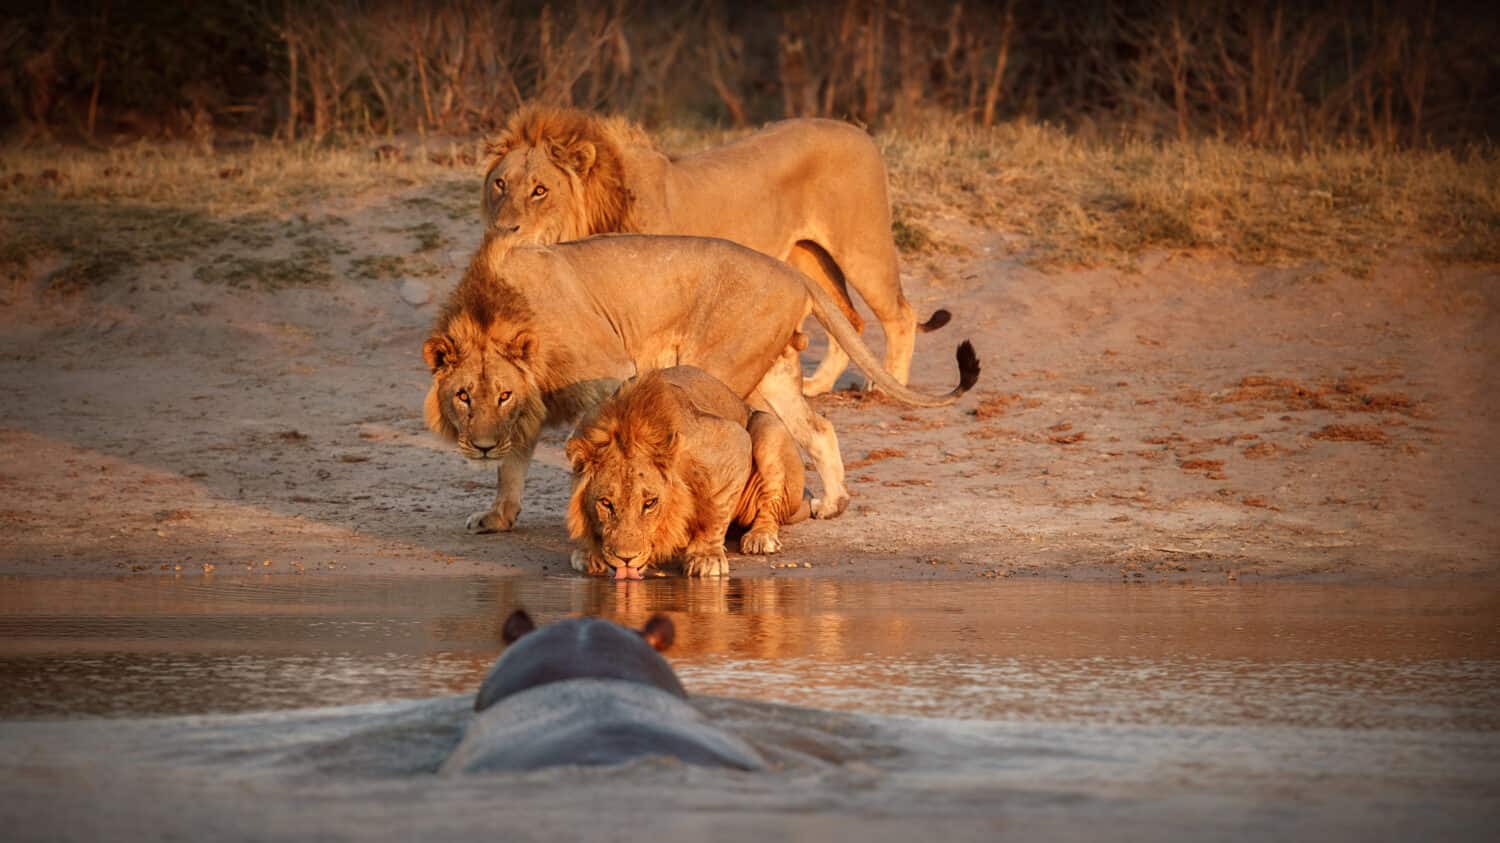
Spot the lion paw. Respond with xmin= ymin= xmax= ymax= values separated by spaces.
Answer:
xmin=739 ymin=528 xmax=782 ymax=555
xmin=801 ymin=379 xmax=835 ymax=398
xmin=809 ymin=493 xmax=849 ymax=520
xmin=465 ymin=502 xmax=520 ymax=533
xmin=570 ymin=549 xmax=610 ymax=576
xmin=683 ymin=549 xmax=729 ymax=578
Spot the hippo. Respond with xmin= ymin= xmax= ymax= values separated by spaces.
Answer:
xmin=440 ymin=610 xmax=766 ymax=773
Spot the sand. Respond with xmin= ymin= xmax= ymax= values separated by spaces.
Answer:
xmin=1 ymin=187 xmax=1496 ymax=583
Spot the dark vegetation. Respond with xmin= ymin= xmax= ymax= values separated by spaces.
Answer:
xmin=4 ymin=0 xmax=1496 ymax=148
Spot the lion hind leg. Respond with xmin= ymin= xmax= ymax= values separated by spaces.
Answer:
xmin=833 ymin=247 xmax=918 ymax=387
xmin=803 ymin=337 xmax=851 ymax=399
xmin=753 ymin=347 xmax=848 ymax=520
xmin=788 ymin=241 xmax=860 ymax=397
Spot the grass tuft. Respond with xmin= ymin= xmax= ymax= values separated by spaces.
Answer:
xmin=878 ymin=119 xmax=1499 ymax=274
xmin=2 ymin=125 xmax=1494 ymax=291
xmin=0 ymin=141 xmax=473 ymax=289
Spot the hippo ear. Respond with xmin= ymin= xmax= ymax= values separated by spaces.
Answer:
xmin=639 ymin=614 xmax=675 ymax=652
xmin=502 ymin=609 xmax=536 ymax=644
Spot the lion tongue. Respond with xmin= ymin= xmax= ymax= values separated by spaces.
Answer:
xmin=614 ymin=565 xmax=644 ymax=581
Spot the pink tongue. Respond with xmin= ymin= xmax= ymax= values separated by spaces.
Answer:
xmin=614 ymin=565 xmax=644 ymax=581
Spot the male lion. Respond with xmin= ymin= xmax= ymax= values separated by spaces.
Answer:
xmin=480 ymin=106 xmax=949 ymax=397
xmin=566 ymin=366 xmax=810 ymax=580
xmin=423 ymin=232 xmax=978 ymax=534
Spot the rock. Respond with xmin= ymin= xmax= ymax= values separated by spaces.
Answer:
xmin=399 ymin=278 xmax=430 ymax=306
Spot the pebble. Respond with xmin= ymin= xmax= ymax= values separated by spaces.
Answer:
xmin=399 ymin=278 xmax=430 ymax=306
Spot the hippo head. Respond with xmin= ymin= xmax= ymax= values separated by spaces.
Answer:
xmin=473 ymin=610 xmax=683 ymax=712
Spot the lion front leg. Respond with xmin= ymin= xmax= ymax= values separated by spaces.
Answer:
xmin=465 ymin=438 xmax=537 ymax=533
xmin=683 ymin=543 xmax=730 ymax=577
xmin=738 ymin=410 xmax=807 ymax=555
xmin=570 ymin=548 xmax=611 ymax=576
xmin=682 ymin=507 xmax=735 ymax=577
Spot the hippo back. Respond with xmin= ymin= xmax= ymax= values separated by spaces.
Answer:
xmin=442 ymin=679 xmax=766 ymax=773
xmin=474 ymin=616 xmax=686 ymax=712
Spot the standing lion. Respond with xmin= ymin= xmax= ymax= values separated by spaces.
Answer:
xmin=479 ymin=106 xmax=949 ymax=396
xmin=422 ymin=232 xmax=978 ymax=534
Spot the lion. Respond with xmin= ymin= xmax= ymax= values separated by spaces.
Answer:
xmin=566 ymin=366 xmax=810 ymax=580
xmin=479 ymin=105 xmax=950 ymax=397
xmin=422 ymin=231 xmax=979 ymax=534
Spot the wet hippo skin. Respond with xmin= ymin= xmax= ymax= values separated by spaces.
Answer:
xmin=441 ymin=611 xmax=766 ymax=773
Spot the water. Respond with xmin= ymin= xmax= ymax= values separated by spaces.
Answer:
xmin=1 ymin=575 xmax=1497 ymax=841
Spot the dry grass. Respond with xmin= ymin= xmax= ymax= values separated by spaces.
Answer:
xmin=880 ymin=118 xmax=1500 ymax=274
xmin=1 ymin=120 xmax=1495 ymax=293
xmin=0 ymin=140 xmax=475 ymax=289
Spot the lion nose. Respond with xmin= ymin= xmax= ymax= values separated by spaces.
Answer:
xmin=471 ymin=438 xmax=499 ymax=455
xmin=611 ymin=551 xmax=640 ymax=567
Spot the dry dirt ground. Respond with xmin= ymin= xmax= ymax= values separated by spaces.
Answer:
xmin=1 ymin=186 xmax=1496 ymax=583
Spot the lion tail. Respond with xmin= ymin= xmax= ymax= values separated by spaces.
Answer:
xmin=800 ymin=274 xmax=979 ymax=408
xmin=919 ymin=309 xmax=952 ymax=332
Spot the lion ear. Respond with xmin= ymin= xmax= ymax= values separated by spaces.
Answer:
xmin=483 ymin=136 xmax=514 ymax=164
xmin=423 ymin=336 xmax=456 ymax=373
xmin=506 ymin=330 xmax=538 ymax=362
xmin=565 ymin=436 xmax=593 ymax=474
xmin=550 ymin=140 xmax=597 ymax=177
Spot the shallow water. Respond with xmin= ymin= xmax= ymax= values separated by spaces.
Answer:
xmin=1 ymin=575 xmax=1497 ymax=841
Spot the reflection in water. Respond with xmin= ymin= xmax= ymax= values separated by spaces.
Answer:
xmin=1 ymin=575 xmax=1496 ymax=729
xmin=2 ymin=575 xmax=1498 ymax=842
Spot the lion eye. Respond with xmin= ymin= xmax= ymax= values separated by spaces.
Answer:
xmin=498 ymin=390 xmax=512 ymax=405
xmin=642 ymin=497 xmax=658 ymax=513
xmin=456 ymin=389 xmax=471 ymax=405
xmin=597 ymin=498 xmax=614 ymax=514
xmin=492 ymin=178 xmax=505 ymax=195
xmin=531 ymin=184 xmax=548 ymax=199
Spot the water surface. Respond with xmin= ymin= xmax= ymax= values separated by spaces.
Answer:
xmin=1 ymin=576 xmax=1496 ymax=842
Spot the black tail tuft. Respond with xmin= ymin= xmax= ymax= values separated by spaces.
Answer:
xmin=920 ymin=309 xmax=952 ymax=332
xmin=955 ymin=341 xmax=980 ymax=394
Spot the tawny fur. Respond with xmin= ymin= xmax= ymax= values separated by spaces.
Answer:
xmin=421 ymin=231 xmax=977 ymax=535
xmin=479 ymin=105 xmax=941 ymax=394
xmin=482 ymin=106 xmax=643 ymax=237
xmin=566 ymin=368 xmax=806 ymax=577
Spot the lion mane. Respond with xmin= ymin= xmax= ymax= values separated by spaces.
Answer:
xmin=482 ymin=105 xmax=645 ymax=236
xmin=420 ymin=230 xmax=977 ymax=536
xmin=479 ymin=104 xmax=949 ymax=397
xmin=565 ymin=373 xmax=716 ymax=572
xmin=565 ymin=366 xmax=811 ymax=578
xmin=422 ymin=233 xmax=582 ymax=449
